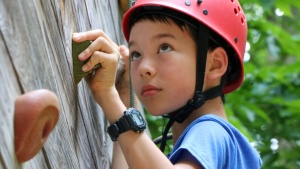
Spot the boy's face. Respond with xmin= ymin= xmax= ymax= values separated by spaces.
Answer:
xmin=129 ymin=20 xmax=197 ymax=116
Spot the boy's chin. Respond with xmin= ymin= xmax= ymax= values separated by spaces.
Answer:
xmin=145 ymin=107 xmax=180 ymax=117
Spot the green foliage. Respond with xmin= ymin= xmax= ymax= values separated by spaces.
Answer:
xmin=146 ymin=0 xmax=300 ymax=168
xmin=230 ymin=0 xmax=300 ymax=168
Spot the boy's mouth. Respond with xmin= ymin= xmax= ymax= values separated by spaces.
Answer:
xmin=141 ymin=84 xmax=162 ymax=97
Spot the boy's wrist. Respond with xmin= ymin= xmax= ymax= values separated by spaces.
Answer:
xmin=116 ymin=85 xmax=131 ymax=107
xmin=93 ymin=87 xmax=118 ymax=103
xmin=93 ymin=88 xmax=127 ymax=124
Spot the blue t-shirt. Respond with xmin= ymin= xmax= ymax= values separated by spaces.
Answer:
xmin=168 ymin=114 xmax=262 ymax=169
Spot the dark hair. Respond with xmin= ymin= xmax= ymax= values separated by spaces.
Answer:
xmin=128 ymin=10 xmax=240 ymax=101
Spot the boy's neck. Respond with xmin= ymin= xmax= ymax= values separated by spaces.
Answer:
xmin=171 ymin=97 xmax=227 ymax=145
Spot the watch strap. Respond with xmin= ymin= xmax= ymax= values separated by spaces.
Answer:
xmin=107 ymin=118 xmax=128 ymax=141
xmin=107 ymin=108 xmax=146 ymax=141
xmin=118 ymin=116 xmax=130 ymax=133
xmin=107 ymin=123 xmax=120 ymax=141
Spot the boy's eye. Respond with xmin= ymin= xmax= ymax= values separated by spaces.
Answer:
xmin=159 ymin=44 xmax=172 ymax=53
xmin=130 ymin=51 xmax=141 ymax=61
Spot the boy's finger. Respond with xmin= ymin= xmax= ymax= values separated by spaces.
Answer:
xmin=82 ymin=51 xmax=117 ymax=73
xmin=73 ymin=30 xmax=119 ymax=49
xmin=78 ymin=36 xmax=118 ymax=62
xmin=119 ymin=45 xmax=129 ymax=63
xmin=119 ymin=45 xmax=129 ymax=59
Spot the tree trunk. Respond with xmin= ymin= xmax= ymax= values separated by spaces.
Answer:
xmin=0 ymin=0 xmax=126 ymax=168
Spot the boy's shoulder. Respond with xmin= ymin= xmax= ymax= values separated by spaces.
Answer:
xmin=170 ymin=114 xmax=262 ymax=168
xmin=181 ymin=114 xmax=239 ymax=144
xmin=186 ymin=114 xmax=237 ymax=137
xmin=184 ymin=114 xmax=254 ymax=149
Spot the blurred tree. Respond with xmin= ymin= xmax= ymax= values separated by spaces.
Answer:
xmin=227 ymin=0 xmax=300 ymax=168
xmin=146 ymin=0 xmax=300 ymax=168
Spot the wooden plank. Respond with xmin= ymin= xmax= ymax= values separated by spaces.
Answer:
xmin=1 ymin=0 xmax=78 ymax=168
xmin=0 ymin=27 xmax=22 ymax=169
xmin=0 ymin=0 xmax=125 ymax=168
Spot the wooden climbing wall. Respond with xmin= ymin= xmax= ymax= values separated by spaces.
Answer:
xmin=0 ymin=0 xmax=127 ymax=168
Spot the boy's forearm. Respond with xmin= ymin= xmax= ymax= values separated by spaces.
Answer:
xmin=117 ymin=83 xmax=131 ymax=108
xmin=97 ymin=90 xmax=174 ymax=169
xmin=111 ymin=142 xmax=128 ymax=169
xmin=94 ymin=88 xmax=126 ymax=124
xmin=118 ymin=131 xmax=174 ymax=169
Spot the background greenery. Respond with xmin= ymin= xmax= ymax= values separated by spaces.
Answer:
xmin=145 ymin=0 xmax=300 ymax=168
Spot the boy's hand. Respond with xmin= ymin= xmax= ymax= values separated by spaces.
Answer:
xmin=72 ymin=30 xmax=121 ymax=101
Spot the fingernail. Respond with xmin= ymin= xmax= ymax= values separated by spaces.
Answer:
xmin=78 ymin=53 xmax=85 ymax=60
xmin=73 ymin=33 xmax=81 ymax=40
xmin=82 ymin=65 xmax=88 ymax=72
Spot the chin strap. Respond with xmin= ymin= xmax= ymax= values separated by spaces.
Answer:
xmin=159 ymin=85 xmax=223 ymax=152
xmin=172 ymin=85 xmax=223 ymax=123
xmin=158 ymin=24 xmax=223 ymax=153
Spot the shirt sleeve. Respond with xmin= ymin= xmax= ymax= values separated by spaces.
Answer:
xmin=169 ymin=121 xmax=236 ymax=169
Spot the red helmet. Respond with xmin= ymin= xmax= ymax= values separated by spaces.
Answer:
xmin=122 ymin=0 xmax=247 ymax=93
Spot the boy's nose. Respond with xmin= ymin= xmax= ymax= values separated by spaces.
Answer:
xmin=138 ymin=58 xmax=156 ymax=78
xmin=140 ymin=71 xmax=152 ymax=78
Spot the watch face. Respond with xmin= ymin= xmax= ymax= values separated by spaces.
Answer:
xmin=132 ymin=113 xmax=144 ymax=126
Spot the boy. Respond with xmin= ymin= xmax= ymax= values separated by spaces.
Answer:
xmin=72 ymin=0 xmax=262 ymax=168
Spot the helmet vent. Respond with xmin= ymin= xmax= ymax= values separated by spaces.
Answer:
xmin=231 ymin=0 xmax=246 ymax=25
xmin=131 ymin=0 xmax=136 ymax=6
xmin=234 ymin=8 xmax=238 ymax=15
xmin=241 ymin=17 xmax=245 ymax=24
xmin=234 ymin=37 xmax=238 ymax=43
xmin=185 ymin=0 xmax=191 ymax=6
xmin=197 ymin=0 xmax=203 ymax=4
xmin=242 ymin=13 xmax=246 ymax=24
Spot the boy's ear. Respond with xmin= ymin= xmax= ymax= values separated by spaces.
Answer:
xmin=206 ymin=47 xmax=228 ymax=80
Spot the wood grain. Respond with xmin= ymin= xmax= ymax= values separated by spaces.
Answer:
xmin=0 ymin=0 xmax=127 ymax=168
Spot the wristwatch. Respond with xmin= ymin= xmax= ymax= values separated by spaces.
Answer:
xmin=107 ymin=108 xmax=146 ymax=141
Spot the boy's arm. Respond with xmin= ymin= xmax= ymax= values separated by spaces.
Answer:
xmin=111 ymin=141 xmax=128 ymax=169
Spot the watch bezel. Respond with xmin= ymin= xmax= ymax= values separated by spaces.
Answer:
xmin=125 ymin=108 xmax=146 ymax=132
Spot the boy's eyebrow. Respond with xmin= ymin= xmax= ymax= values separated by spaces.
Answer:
xmin=128 ymin=41 xmax=136 ymax=48
xmin=128 ymin=33 xmax=176 ymax=48
xmin=152 ymin=33 xmax=176 ymax=40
